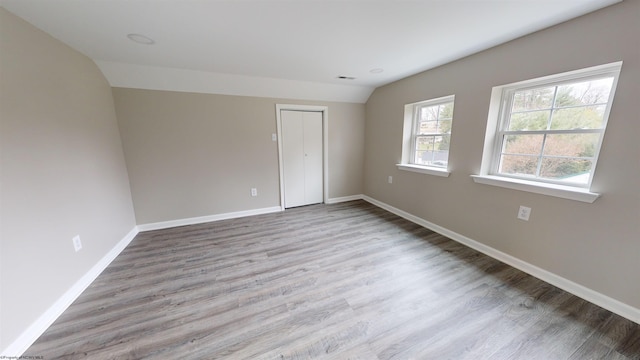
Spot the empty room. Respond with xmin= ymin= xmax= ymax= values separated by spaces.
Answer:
xmin=1 ymin=0 xmax=639 ymax=358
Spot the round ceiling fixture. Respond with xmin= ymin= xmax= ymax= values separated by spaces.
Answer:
xmin=370 ymin=68 xmax=384 ymax=74
xmin=127 ymin=33 xmax=155 ymax=45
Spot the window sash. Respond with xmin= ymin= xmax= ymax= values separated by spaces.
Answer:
xmin=490 ymin=68 xmax=620 ymax=188
xmin=496 ymin=132 xmax=601 ymax=186
xmin=409 ymin=98 xmax=454 ymax=168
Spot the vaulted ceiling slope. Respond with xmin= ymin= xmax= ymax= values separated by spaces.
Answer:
xmin=0 ymin=0 xmax=621 ymax=103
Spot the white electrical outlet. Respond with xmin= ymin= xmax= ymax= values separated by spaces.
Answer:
xmin=517 ymin=206 xmax=532 ymax=221
xmin=272 ymin=133 xmax=277 ymax=142
xmin=388 ymin=176 xmax=393 ymax=184
xmin=72 ymin=235 xmax=82 ymax=252
xmin=251 ymin=188 xmax=258 ymax=197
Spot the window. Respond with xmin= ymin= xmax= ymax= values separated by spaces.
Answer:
xmin=473 ymin=62 xmax=622 ymax=202
xmin=398 ymin=95 xmax=455 ymax=177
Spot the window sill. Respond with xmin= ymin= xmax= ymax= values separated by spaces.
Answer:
xmin=470 ymin=175 xmax=600 ymax=203
xmin=397 ymin=164 xmax=451 ymax=177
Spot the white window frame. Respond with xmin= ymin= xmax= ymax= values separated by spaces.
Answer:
xmin=398 ymin=95 xmax=455 ymax=177
xmin=472 ymin=61 xmax=622 ymax=203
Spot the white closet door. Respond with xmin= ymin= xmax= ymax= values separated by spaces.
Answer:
xmin=302 ymin=111 xmax=323 ymax=205
xmin=281 ymin=110 xmax=323 ymax=208
xmin=282 ymin=111 xmax=305 ymax=208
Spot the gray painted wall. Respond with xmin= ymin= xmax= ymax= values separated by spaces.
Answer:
xmin=0 ymin=8 xmax=137 ymax=350
xmin=363 ymin=0 xmax=639 ymax=309
xmin=113 ymin=88 xmax=365 ymax=225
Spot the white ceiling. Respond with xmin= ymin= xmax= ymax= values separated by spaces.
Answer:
xmin=1 ymin=0 xmax=620 ymax=103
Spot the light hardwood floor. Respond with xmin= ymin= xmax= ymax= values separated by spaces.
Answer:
xmin=25 ymin=201 xmax=640 ymax=359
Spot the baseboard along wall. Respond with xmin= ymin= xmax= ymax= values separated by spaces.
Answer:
xmin=325 ymin=195 xmax=365 ymax=204
xmin=5 ymin=195 xmax=638 ymax=356
xmin=2 ymin=227 xmax=139 ymax=357
xmin=359 ymin=195 xmax=640 ymax=325
xmin=137 ymin=206 xmax=283 ymax=231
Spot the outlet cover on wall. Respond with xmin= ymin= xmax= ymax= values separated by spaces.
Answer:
xmin=388 ymin=176 xmax=393 ymax=184
xmin=72 ymin=235 xmax=82 ymax=252
xmin=251 ymin=188 xmax=258 ymax=197
xmin=517 ymin=206 xmax=532 ymax=221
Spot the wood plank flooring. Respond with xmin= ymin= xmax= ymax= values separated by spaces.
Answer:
xmin=24 ymin=201 xmax=640 ymax=359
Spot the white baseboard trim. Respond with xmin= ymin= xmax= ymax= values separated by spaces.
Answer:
xmin=362 ymin=195 xmax=640 ymax=325
xmin=326 ymin=194 xmax=364 ymax=204
xmin=5 ymin=196 xmax=637 ymax=357
xmin=137 ymin=206 xmax=283 ymax=232
xmin=2 ymin=226 xmax=139 ymax=357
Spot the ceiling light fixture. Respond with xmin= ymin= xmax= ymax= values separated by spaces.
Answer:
xmin=370 ymin=68 xmax=384 ymax=74
xmin=127 ymin=33 xmax=155 ymax=45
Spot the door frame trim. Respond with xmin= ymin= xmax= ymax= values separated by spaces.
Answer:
xmin=276 ymin=104 xmax=328 ymax=210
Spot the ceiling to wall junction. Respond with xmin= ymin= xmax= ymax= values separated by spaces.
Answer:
xmin=0 ymin=0 xmax=621 ymax=103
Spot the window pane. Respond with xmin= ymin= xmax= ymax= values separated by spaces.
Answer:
xmin=540 ymin=157 xmax=592 ymax=183
xmin=550 ymin=105 xmax=606 ymax=130
xmin=512 ymin=87 xmax=554 ymax=112
xmin=415 ymin=136 xmax=435 ymax=151
xmin=415 ymin=150 xmax=439 ymax=165
xmin=438 ymin=102 xmax=454 ymax=120
xmin=420 ymin=106 xmax=438 ymax=121
xmin=429 ymin=157 xmax=448 ymax=167
xmin=431 ymin=135 xmax=450 ymax=167
xmin=435 ymin=135 xmax=450 ymax=151
xmin=543 ymin=133 xmax=600 ymax=157
xmin=414 ymin=150 xmax=434 ymax=165
xmin=414 ymin=135 xmax=450 ymax=167
xmin=416 ymin=152 xmax=449 ymax=167
xmin=503 ymin=134 xmax=544 ymax=156
xmin=554 ymin=77 xmax=614 ymax=108
xmin=499 ymin=154 xmax=538 ymax=176
xmin=418 ymin=121 xmax=437 ymax=135
xmin=507 ymin=110 xmax=550 ymax=131
xmin=437 ymin=120 xmax=452 ymax=134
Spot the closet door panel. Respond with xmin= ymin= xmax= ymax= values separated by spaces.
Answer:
xmin=303 ymin=112 xmax=323 ymax=205
xmin=281 ymin=110 xmax=305 ymax=208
